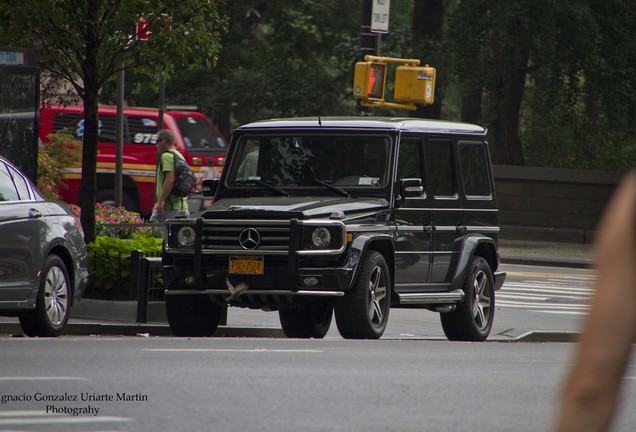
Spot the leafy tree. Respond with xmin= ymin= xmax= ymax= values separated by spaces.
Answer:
xmin=0 ymin=0 xmax=225 ymax=242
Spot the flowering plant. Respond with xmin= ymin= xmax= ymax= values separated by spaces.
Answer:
xmin=70 ymin=203 xmax=154 ymax=239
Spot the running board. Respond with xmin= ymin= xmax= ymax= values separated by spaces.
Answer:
xmin=397 ymin=289 xmax=465 ymax=305
xmin=165 ymin=289 xmax=345 ymax=297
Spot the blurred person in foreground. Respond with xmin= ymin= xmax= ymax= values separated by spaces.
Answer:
xmin=554 ymin=171 xmax=636 ymax=432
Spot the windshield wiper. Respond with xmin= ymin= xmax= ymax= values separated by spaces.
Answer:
xmin=302 ymin=178 xmax=350 ymax=198
xmin=235 ymin=179 xmax=288 ymax=196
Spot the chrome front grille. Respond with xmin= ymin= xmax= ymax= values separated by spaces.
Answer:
xmin=200 ymin=220 xmax=291 ymax=251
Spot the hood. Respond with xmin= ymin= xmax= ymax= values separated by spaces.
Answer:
xmin=200 ymin=196 xmax=389 ymax=221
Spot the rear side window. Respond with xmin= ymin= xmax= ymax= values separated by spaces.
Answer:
xmin=459 ymin=141 xmax=492 ymax=198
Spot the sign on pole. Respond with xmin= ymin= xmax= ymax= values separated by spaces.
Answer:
xmin=370 ymin=0 xmax=390 ymax=34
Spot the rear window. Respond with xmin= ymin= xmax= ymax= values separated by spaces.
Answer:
xmin=174 ymin=116 xmax=226 ymax=150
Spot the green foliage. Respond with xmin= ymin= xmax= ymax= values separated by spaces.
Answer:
xmin=87 ymin=235 xmax=163 ymax=291
xmin=5 ymin=1 xmax=636 ymax=171
xmin=37 ymin=131 xmax=82 ymax=200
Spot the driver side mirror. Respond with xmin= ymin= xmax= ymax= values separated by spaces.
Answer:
xmin=202 ymin=179 xmax=219 ymax=197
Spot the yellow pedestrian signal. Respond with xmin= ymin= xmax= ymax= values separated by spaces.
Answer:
xmin=353 ymin=62 xmax=387 ymax=101
xmin=394 ymin=65 xmax=436 ymax=105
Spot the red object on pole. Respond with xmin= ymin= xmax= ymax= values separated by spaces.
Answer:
xmin=136 ymin=17 xmax=152 ymax=41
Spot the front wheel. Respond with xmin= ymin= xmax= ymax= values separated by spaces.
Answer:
xmin=335 ymin=251 xmax=391 ymax=339
xmin=279 ymin=301 xmax=333 ymax=339
xmin=440 ymin=256 xmax=495 ymax=341
xmin=19 ymin=255 xmax=71 ymax=337
xmin=165 ymin=294 xmax=222 ymax=337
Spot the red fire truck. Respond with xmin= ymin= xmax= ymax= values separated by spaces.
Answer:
xmin=39 ymin=105 xmax=227 ymax=216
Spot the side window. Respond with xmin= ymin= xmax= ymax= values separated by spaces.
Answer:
xmin=397 ymin=138 xmax=421 ymax=180
xmin=128 ymin=117 xmax=158 ymax=144
xmin=427 ymin=139 xmax=455 ymax=197
xmin=0 ymin=162 xmax=20 ymax=202
xmin=459 ymin=141 xmax=492 ymax=197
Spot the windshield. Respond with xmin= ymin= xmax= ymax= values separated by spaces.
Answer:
xmin=226 ymin=134 xmax=391 ymax=188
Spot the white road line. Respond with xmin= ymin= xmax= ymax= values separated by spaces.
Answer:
xmin=504 ymin=283 xmax=594 ymax=293
xmin=537 ymin=310 xmax=588 ymax=316
xmin=0 ymin=411 xmax=52 ymax=417
xmin=143 ymin=348 xmax=322 ymax=353
xmin=496 ymin=300 xmax=589 ymax=310
xmin=0 ymin=377 xmax=87 ymax=381
xmin=0 ymin=416 xmax=129 ymax=425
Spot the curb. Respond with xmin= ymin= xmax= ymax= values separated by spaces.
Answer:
xmin=0 ymin=321 xmax=576 ymax=342
xmin=0 ymin=321 xmax=285 ymax=338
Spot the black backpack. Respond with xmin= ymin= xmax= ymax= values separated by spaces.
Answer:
xmin=162 ymin=150 xmax=195 ymax=197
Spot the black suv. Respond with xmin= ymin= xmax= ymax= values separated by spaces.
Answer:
xmin=162 ymin=117 xmax=506 ymax=340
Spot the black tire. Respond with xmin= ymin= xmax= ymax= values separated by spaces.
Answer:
xmin=279 ymin=301 xmax=333 ymax=339
xmin=96 ymin=189 xmax=138 ymax=212
xmin=335 ymin=251 xmax=391 ymax=339
xmin=165 ymin=294 xmax=222 ymax=337
xmin=19 ymin=255 xmax=71 ymax=337
xmin=440 ymin=256 xmax=495 ymax=341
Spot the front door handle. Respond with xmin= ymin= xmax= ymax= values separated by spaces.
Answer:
xmin=456 ymin=225 xmax=467 ymax=233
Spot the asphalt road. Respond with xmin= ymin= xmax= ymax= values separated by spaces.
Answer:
xmin=0 ymin=337 xmax=635 ymax=432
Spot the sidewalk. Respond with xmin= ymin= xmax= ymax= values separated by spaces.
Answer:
xmin=0 ymin=238 xmax=594 ymax=340
xmin=499 ymin=238 xmax=593 ymax=268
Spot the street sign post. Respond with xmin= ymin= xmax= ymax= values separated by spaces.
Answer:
xmin=370 ymin=0 xmax=390 ymax=34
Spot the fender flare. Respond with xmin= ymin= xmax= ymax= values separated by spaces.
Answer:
xmin=343 ymin=233 xmax=395 ymax=291
xmin=450 ymin=234 xmax=498 ymax=290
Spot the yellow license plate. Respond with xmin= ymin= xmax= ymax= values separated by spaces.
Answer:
xmin=229 ymin=256 xmax=264 ymax=275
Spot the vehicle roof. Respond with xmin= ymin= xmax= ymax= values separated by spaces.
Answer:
xmin=41 ymin=104 xmax=206 ymax=117
xmin=235 ymin=117 xmax=486 ymax=135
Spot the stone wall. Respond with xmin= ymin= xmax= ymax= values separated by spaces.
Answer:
xmin=493 ymin=165 xmax=628 ymax=243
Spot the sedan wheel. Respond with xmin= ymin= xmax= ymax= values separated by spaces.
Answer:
xmin=19 ymin=255 xmax=71 ymax=337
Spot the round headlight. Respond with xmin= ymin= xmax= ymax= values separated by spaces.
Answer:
xmin=311 ymin=227 xmax=331 ymax=248
xmin=176 ymin=226 xmax=196 ymax=247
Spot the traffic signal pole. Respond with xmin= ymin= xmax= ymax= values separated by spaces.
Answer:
xmin=356 ymin=0 xmax=377 ymax=116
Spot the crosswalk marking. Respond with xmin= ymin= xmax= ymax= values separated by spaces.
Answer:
xmin=498 ymin=274 xmax=595 ymax=316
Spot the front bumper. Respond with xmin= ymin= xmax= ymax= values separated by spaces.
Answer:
xmin=163 ymin=261 xmax=352 ymax=307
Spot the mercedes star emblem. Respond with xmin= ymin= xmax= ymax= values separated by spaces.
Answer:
xmin=238 ymin=227 xmax=261 ymax=250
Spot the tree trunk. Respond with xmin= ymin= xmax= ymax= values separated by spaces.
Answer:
xmin=78 ymin=1 xmax=100 ymax=243
xmin=487 ymin=32 xmax=528 ymax=166
xmin=412 ymin=0 xmax=444 ymax=119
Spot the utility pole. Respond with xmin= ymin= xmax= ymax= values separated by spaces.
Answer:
xmin=356 ymin=0 xmax=377 ymax=116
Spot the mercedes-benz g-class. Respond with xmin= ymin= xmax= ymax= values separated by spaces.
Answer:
xmin=162 ymin=117 xmax=506 ymax=340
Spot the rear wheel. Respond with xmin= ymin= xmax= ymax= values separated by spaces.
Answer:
xmin=165 ymin=294 xmax=222 ymax=337
xmin=335 ymin=251 xmax=390 ymax=339
xmin=19 ymin=255 xmax=71 ymax=337
xmin=279 ymin=301 xmax=333 ymax=339
xmin=440 ymin=256 xmax=495 ymax=341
